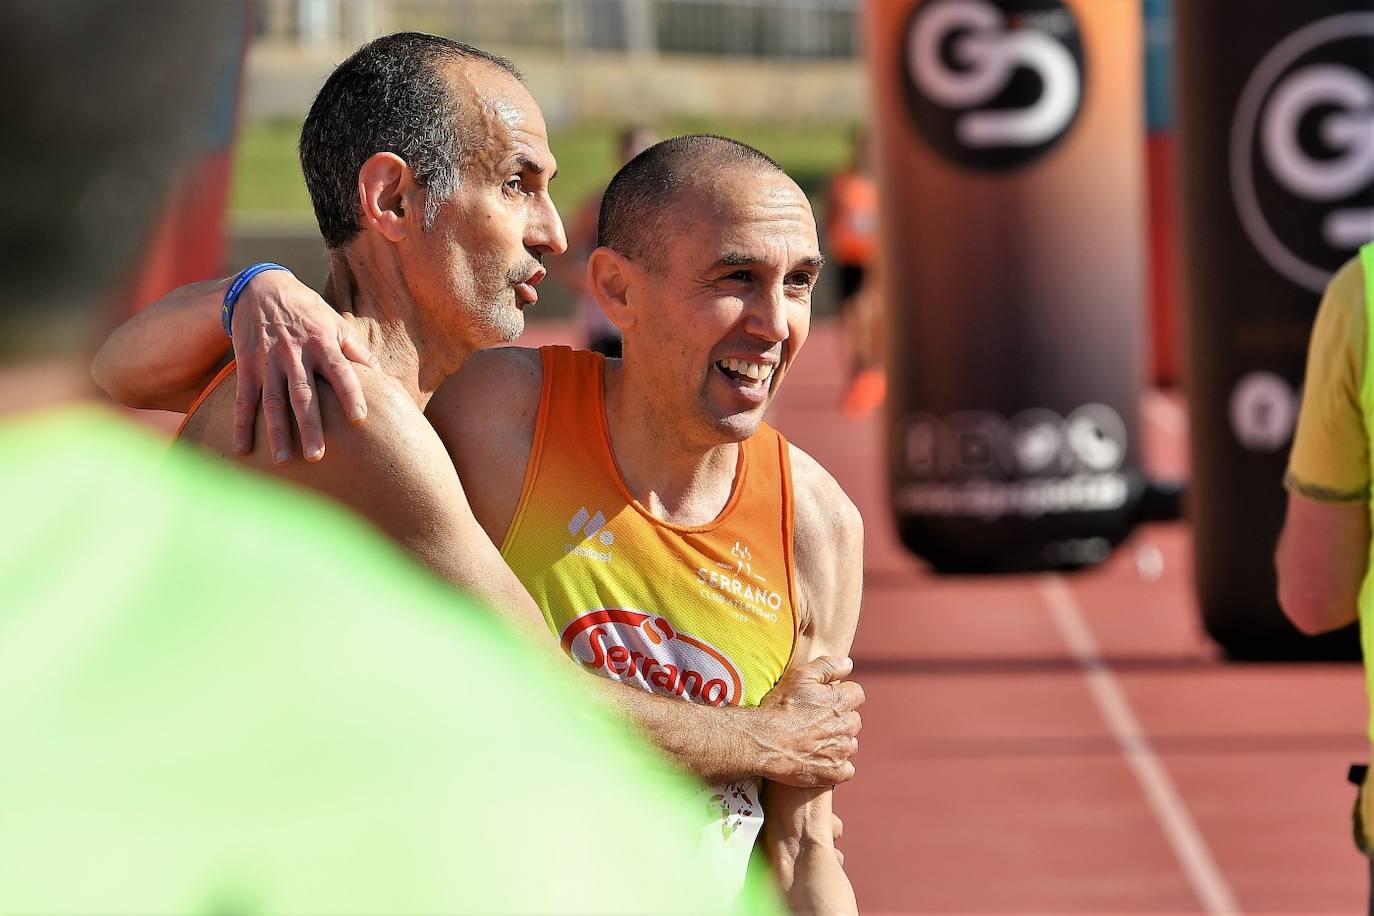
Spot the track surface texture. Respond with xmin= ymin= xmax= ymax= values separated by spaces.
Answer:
xmin=760 ymin=324 xmax=1367 ymax=915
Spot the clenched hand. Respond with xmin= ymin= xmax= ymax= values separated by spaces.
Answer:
xmin=756 ymin=655 xmax=864 ymax=788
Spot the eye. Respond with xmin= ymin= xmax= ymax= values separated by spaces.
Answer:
xmin=504 ymin=176 xmax=524 ymax=195
xmin=786 ymin=272 xmax=815 ymax=289
xmin=723 ymin=269 xmax=752 ymax=283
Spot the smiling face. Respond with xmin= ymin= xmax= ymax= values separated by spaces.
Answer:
xmin=404 ymin=65 xmax=566 ymax=352
xmin=622 ymin=166 xmax=822 ymax=444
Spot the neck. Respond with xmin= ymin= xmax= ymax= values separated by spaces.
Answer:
xmin=321 ymin=251 xmax=474 ymax=409
xmin=603 ymin=359 xmax=739 ymax=526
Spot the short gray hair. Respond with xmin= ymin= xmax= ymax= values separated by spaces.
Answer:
xmin=298 ymin=32 xmax=522 ymax=250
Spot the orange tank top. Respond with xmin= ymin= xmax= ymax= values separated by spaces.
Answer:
xmin=174 ymin=360 xmax=237 ymax=440
xmin=501 ymin=346 xmax=798 ymax=887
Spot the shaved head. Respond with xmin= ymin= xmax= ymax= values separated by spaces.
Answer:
xmin=596 ymin=134 xmax=787 ymax=269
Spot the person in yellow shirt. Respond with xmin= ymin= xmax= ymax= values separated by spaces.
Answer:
xmin=1276 ymin=244 xmax=1374 ymax=907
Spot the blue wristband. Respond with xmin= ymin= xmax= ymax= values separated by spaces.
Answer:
xmin=222 ymin=262 xmax=292 ymax=338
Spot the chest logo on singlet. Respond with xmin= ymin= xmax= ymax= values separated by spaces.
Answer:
xmin=565 ymin=506 xmax=615 ymax=563
xmin=560 ymin=609 xmax=744 ymax=707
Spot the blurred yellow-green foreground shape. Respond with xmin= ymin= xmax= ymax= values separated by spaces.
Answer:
xmin=0 ymin=408 xmax=782 ymax=915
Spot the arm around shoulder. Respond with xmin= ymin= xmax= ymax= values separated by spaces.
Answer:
xmin=92 ymin=278 xmax=232 ymax=411
xmin=264 ymin=367 xmax=549 ymax=643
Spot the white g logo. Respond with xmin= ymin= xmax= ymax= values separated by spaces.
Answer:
xmin=906 ymin=0 xmax=1082 ymax=156
xmin=1231 ymin=14 xmax=1374 ymax=293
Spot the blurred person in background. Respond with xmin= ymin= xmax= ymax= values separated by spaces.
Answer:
xmin=1275 ymin=244 xmax=1374 ymax=909
xmin=93 ymin=33 xmax=865 ymax=904
xmin=0 ymin=6 xmax=773 ymax=913
xmin=555 ymin=123 xmax=659 ymax=357
xmin=825 ymin=127 xmax=884 ymax=419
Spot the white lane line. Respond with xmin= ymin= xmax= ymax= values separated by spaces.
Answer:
xmin=1039 ymin=573 xmax=1241 ymax=916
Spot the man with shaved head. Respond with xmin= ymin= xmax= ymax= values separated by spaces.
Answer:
xmin=453 ymin=135 xmax=861 ymax=908
xmin=96 ymin=37 xmax=863 ymax=909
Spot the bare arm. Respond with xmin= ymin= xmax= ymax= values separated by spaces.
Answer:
xmin=1276 ymin=258 xmax=1370 ymax=636
xmin=582 ymin=654 xmax=862 ymax=787
xmin=281 ymin=375 xmax=548 ymax=643
xmin=1276 ymin=491 xmax=1367 ymax=635
xmin=91 ymin=277 xmax=234 ymax=412
xmin=762 ymin=447 xmax=863 ymax=914
xmin=91 ymin=269 xmax=375 ymax=462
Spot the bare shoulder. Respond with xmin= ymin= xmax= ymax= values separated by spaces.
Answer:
xmin=274 ymin=366 xmax=502 ymax=587
xmin=250 ymin=364 xmax=453 ymax=498
xmin=788 ymin=443 xmax=864 ymax=564
xmin=179 ymin=362 xmax=456 ymax=519
xmin=426 ymin=346 xmax=545 ymax=545
xmin=787 ymin=442 xmax=863 ymax=651
xmin=428 ymin=346 xmax=543 ymax=436
xmin=327 ymin=366 xmax=447 ymax=466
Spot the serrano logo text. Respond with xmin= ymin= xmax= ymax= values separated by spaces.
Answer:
xmin=697 ymin=567 xmax=783 ymax=612
xmin=560 ymin=609 xmax=744 ymax=707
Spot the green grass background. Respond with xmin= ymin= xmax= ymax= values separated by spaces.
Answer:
xmin=231 ymin=118 xmax=858 ymax=220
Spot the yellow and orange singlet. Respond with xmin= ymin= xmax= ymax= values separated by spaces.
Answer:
xmin=503 ymin=346 xmax=799 ymax=886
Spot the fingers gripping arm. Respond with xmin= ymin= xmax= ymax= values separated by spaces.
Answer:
xmin=763 ymin=662 xmax=862 ymax=913
xmin=91 ymin=268 xmax=376 ymax=462
xmin=577 ymin=654 xmax=862 ymax=788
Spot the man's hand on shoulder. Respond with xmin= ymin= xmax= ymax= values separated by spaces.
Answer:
xmin=228 ymin=270 xmax=378 ymax=464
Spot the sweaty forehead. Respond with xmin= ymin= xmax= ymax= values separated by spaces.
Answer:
xmin=447 ymin=63 xmax=554 ymax=176
xmin=676 ymin=169 xmax=817 ymax=252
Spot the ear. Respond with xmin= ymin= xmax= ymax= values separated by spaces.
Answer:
xmin=357 ymin=152 xmax=419 ymax=243
xmin=587 ymin=246 xmax=640 ymax=332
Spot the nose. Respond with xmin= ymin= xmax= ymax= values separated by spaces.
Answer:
xmin=526 ymin=193 xmax=568 ymax=258
xmin=745 ymin=282 xmax=790 ymax=343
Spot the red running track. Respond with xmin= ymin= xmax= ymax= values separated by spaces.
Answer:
xmin=762 ymin=324 xmax=1367 ymax=915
